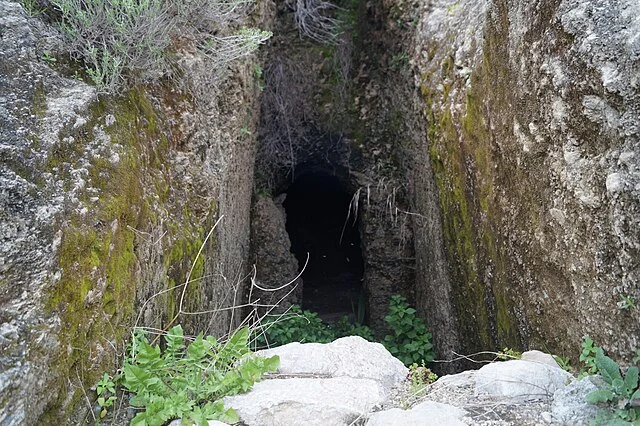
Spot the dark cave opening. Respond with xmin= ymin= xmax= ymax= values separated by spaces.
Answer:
xmin=283 ymin=170 xmax=364 ymax=322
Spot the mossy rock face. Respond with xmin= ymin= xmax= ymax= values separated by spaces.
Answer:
xmin=2 ymin=0 xmax=266 ymax=423
xmin=418 ymin=57 xmax=521 ymax=355
xmin=409 ymin=1 xmax=531 ymax=359
xmin=35 ymin=89 xmax=168 ymax=422
xmin=0 ymin=24 xmax=254 ymax=426
xmin=3 ymin=81 xmax=243 ymax=423
xmin=412 ymin=0 xmax=640 ymax=367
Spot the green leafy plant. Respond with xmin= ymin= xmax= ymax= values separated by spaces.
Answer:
xmin=390 ymin=52 xmax=409 ymax=70
xmin=253 ymin=63 xmax=265 ymax=90
xmin=253 ymin=305 xmax=336 ymax=348
xmin=633 ymin=349 xmax=640 ymax=365
xmin=95 ymin=373 xmax=118 ymax=420
xmin=252 ymin=305 xmax=375 ymax=349
xmin=122 ymin=325 xmax=279 ymax=425
xmin=253 ymin=64 xmax=263 ymax=78
xmin=240 ymin=121 xmax=252 ymax=135
xmin=552 ymin=354 xmax=572 ymax=372
xmin=383 ymin=295 xmax=435 ymax=366
xmin=585 ymin=347 xmax=640 ymax=424
xmin=352 ymin=291 xmax=367 ymax=325
xmin=581 ymin=336 xmax=599 ymax=375
xmin=253 ymin=297 xmax=436 ymax=368
xmin=332 ymin=316 xmax=375 ymax=341
xmin=408 ymin=361 xmax=438 ymax=395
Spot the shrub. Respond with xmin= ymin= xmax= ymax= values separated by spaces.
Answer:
xmin=252 ymin=296 xmax=436 ymax=368
xmin=119 ymin=325 xmax=279 ymax=425
xmin=201 ymin=27 xmax=273 ymax=77
xmin=581 ymin=336 xmax=599 ymax=375
xmin=287 ymin=0 xmax=343 ymax=45
xmin=253 ymin=305 xmax=336 ymax=348
xmin=252 ymin=305 xmax=375 ymax=349
xmin=18 ymin=0 xmax=47 ymax=16
xmin=45 ymin=0 xmax=271 ymax=92
xmin=332 ymin=316 xmax=375 ymax=341
xmin=254 ymin=58 xmax=310 ymax=189
xmin=50 ymin=0 xmax=173 ymax=92
xmin=383 ymin=295 xmax=435 ymax=366
xmin=585 ymin=347 xmax=640 ymax=425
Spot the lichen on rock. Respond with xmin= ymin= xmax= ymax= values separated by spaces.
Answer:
xmin=0 ymin=0 xmax=269 ymax=423
xmin=413 ymin=0 xmax=639 ymax=363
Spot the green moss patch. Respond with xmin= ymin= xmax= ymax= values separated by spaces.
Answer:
xmin=421 ymin=54 xmax=521 ymax=354
xmin=41 ymin=89 xmax=177 ymax=421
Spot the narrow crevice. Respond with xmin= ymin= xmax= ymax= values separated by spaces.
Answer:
xmin=283 ymin=168 xmax=365 ymax=322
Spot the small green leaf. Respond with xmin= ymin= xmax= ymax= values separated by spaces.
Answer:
xmin=263 ymin=355 xmax=280 ymax=372
xmin=624 ymin=366 xmax=638 ymax=394
xmin=211 ymin=404 xmax=239 ymax=423
xmin=595 ymin=348 xmax=623 ymax=385
xmin=165 ymin=325 xmax=185 ymax=358
xmin=612 ymin=377 xmax=625 ymax=393
xmin=186 ymin=334 xmax=207 ymax=361
xmin=122 ymin=364 xmax=164 ymax=394
xmin=585 ymin=389 xmax=615 ymax=404
xmin=130 ymin=412 xmax=149 ymax=426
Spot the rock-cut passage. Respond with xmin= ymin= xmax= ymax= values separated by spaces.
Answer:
xmin=284 ymin=170 xmax=364 ymax=321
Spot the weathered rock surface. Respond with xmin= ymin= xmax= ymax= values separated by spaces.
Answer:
xmin=248 ymin=194 xmax=302 ymax=312
xmin=475 ymin=359 xmax=572 ymax=400
xmin=2 ymin=0 xmax=639 ymax=422
xmin=379 ymin=351 xmax=595 ymax=426
xmin=1 ymin=2 xmax=96 ymax=423
xmin=253 ymin=0 xmax=640 ymax=379
xmin=407 ymin=0 xmax=640 ymax=364
xmin=256 ymin=336 xmax=409 ymax=390
xmin=0 ymin=0 xmax=271 ymax=422
xmin=551 ymin=376 xmax=599 ymax=424
xmin=521 ymin=350 xmax=562 ymax=368
xmin=367 ymin=401 xmax=467 ymax=426
xmin=223 ymin=337 xmax=407 ymax=426
xmin=213 ymin=347 xmax=597 ymax=426
xmin=225 ymin=377 xmax=386 ymax=426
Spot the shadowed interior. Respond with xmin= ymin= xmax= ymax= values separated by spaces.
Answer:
xmin=283 ymin=170 xmax=364 ymax=322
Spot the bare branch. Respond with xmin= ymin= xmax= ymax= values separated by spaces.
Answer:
xmin=289 ymin=0 xmax=343 ymax=45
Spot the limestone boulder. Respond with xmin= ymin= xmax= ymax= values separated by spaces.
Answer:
xmin=520 ymin=350 xmax=562 ymax=368
xmin=475 ymin=358 xmax=572 ymax=401
xmin=367 ymin=401 xmax=467 ymax=426
xmin=224 ymin=377 xmax=386 ymax=426
xmin=222 ymin=337 xmax=407 ymax=425
xmin=551 ymin=376 xmax=599 ymax=424
xmin=256 ymin=336 xmax=409 ymax=391
xmin=249 ymin=194 xmax=302 ymax=310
